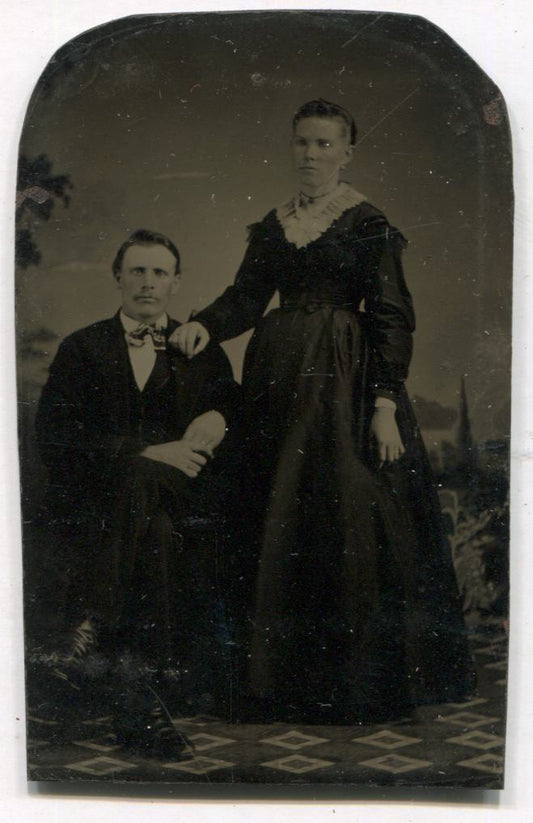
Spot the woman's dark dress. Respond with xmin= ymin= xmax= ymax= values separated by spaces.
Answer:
xmin=196 ymin=188 xmax=475 ymax=723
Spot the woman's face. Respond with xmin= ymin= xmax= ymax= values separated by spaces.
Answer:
xmin=291 ymin=116 xmax=353 ymax=196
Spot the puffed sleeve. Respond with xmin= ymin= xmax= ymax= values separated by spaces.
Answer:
xmin=193 ymin=214 xmax=278 ymax=342
xmin=359 ymin=213 xmax=415 ymax=401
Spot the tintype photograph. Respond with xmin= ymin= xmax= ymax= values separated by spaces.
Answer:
xmin=17 ymin=11 xmax=511 ymax=788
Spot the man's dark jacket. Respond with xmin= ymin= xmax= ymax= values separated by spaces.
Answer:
xmin=36 ymin=312 xmax=239 ymax=525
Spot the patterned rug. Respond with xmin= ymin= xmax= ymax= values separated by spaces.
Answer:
xmin=26 ymin=618 xmax=507 ymax=788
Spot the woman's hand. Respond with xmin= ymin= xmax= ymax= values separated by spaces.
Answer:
xmin=168 ymin=322 xmax=210 ymax=357
xmin=183 ymin=410 xmax=227 ymax=454
xmin=370 ymin=406 xmax=405 ymax=467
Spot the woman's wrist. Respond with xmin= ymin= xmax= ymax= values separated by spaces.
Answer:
xmin=374 ymin=396 xmax=397 ymax=411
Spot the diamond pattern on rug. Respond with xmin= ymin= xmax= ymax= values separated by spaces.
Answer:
xmin=27 ymin=714 xmax=60 ymax=728
xmin=448 ymin=697 xmax=488 ymax=709
xmin=80 ymin=716 xmax=114 ymax=726
xmin=27 ymin=739 xmax=50 ymax=750
xmin=438 ymin=711 xmax=500 ymax=729
xmin=352 ymin=729 xmax=422 ymax=750
xmin=187 ymin=733 xmax=236 ymax=752
xmin=261 ymin=730 xmax=328 ymax=750
xmin=457 ymin=753 xmax=504 ymax=774
xmin=261 ymin=754 xmax=334 ymax=774
xmin=173 ymin=715 xmax=220 ymax=727
xmin=359 ymin=754 xmax=432 ymax=774
xmin=24 ymin=616 xmax=508 ymax=787
xmin=476 ymin=645 xmax=506 ymax=656
xmin=73 ymin=734 xmax=120 ymax=753
xmin=446 ymin=730 xmax=505 ymax=750
xmin=65 ymin=756 xmax=137 ymax=775
xmin=484 ymin=660 xmax=507 ymax=671
xmin=162 ymin=756 xmax=235 ymax=774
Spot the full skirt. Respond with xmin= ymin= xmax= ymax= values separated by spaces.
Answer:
xmin=233 ymin=306 xmax=475 ymax=723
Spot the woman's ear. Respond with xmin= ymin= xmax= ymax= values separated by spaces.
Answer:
xmin=343 ymin=144 xmax=355 ymax=167
xmin=170 ymin=274 xmax=181 ymax=295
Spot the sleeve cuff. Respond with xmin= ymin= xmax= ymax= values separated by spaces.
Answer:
xmin=374 ymin=396 xmax=397 ymax=410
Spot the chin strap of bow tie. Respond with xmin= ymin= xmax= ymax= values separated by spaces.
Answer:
xmin=125 ymin=324 xmax=166 ymax=350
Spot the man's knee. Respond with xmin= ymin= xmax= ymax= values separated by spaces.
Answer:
xmin=124 ymin=454 xmax=193 ymax=495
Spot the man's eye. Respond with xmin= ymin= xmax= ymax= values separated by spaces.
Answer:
xmin=319 ymin=141 xmax=331 ymax=148
xmin=154 ymin=269 xmax=168 ymax=276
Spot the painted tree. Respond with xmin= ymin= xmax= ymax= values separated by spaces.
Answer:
xmin=456 ymin=376 xmax=478 ymax=488
xmin=16 ymin=154 xmax=73 ymax=269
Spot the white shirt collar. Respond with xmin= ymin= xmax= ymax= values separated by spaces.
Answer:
xmin=120 ymin=310 xmax=168 ymax=332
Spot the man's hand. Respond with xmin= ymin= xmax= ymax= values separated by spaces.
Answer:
xmin=183 ymin=410 xmax=227 ymax=454
xmin=168 ymin=322 xmax=210 ymax=357
xmin=370 ymin=407 xmax=405 ymax=467
xmin=141 ymin=440 xmax=208 ymax=478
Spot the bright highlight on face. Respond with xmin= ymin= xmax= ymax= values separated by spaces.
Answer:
xmin=291 ymin=116 xmax=354 ymax=197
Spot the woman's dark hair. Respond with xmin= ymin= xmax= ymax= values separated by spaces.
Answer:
xmin=112 ymin=229 xmax=181 ymax=276
xmin=293 ymin=99 xmax=357 ymax=146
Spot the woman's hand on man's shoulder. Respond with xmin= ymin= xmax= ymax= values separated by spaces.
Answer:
xmin=168 ymin=322 xmax=210 ymax=357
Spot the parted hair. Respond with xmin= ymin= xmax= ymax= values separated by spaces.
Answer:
xmin=292 ymin=99 xmax=357 ymax=146
xmin=112 ymin=229 xmax=181 ymax=276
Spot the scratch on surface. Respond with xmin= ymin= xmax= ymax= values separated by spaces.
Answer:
xmin=146 ymin=683 xmax=196 ymax=753
xmin=355 ymin=88 xmax=420 ymax=150
xmin=152 ymin=172 xmax=210 ymax=181
xmin=352 ymin=222 xmax=441 ymax=246
xmin=398 ymin=221 xmax=442 ymax=233
xmin=341 ymin=14 xmax=384 ymax=48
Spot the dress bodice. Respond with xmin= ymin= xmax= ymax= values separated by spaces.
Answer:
xmin=252 ymin=205 xmax=383 ymax=309
xmin=195 ymin=187 xmax=415 ymax=400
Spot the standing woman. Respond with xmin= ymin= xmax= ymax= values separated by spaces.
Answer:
xmin=172 ymin=99 xmax=475 ymax=724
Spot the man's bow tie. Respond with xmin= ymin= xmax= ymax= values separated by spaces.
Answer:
xmin=125 ymin=324 xmax=166 ymax=351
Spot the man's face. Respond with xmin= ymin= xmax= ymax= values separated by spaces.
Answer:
xmin=115 ymin=243 xmax=180 ymax=323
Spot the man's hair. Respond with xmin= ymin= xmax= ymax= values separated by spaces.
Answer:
xmin=292 ymin=99 xmax=357 ymax=146
xmin=112 ymin=229 xmax=181 ymax=276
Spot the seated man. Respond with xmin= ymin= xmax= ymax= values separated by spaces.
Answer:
xmin=31 ymin=229 xmax=239 ymax=758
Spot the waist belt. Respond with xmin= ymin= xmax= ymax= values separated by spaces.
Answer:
xmin=280 ymin=294 xmax=353 ymax=313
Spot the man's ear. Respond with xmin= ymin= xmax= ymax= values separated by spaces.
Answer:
xmin=114 ymin=273 xmax=122 ymax=288
xmin=170 ymin=274 xmax=181 ymax=295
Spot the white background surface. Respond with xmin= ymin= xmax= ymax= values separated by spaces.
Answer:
xmin=1 ymin=1 xmax=531 ymax=820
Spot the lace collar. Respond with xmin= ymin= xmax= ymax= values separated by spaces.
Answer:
xmin=275 ymin=183 xmax=366 ymax=249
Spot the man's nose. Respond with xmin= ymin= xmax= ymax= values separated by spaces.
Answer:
xmin=140 ymin=270 xmax=156 ymax=288
xmin=304 ymin=142 xmax=317 ymax=160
